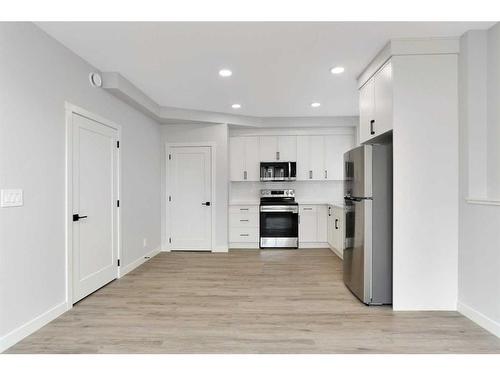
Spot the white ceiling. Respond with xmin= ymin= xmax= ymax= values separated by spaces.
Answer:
xmin=37 ymin=22 xmax=494 ymax=117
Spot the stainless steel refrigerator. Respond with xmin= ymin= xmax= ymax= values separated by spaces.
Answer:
xmin=343 ymin=144 xmax=392 ymax=305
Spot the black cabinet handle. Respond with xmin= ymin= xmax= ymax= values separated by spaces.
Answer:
xmin=335 ymin=219 xmax=339 ymax=229
xmin=73 ymin=214 xmax=88 ymax=222
xmin=370 ymin=120 xmax=375 ymax=135
xmin=202 ymin=202 xmax=211 ymax=206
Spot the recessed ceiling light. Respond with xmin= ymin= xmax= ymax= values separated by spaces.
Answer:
xmin=330 ymin=66 xmax=345 ymax=74
xmin=232 ymin=103 xmax=241 ymax=109
xmin=219 ymin=69 xmax=232 ymax=77
xmin=311 ymin=102 xmax=321 ymax=108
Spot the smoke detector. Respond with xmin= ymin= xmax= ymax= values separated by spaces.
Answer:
xmin=89 ymin=72 xmax=102 ymax=88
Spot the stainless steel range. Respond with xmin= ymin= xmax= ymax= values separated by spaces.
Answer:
xmin=259 ymin=189 xmax=299 ymax=249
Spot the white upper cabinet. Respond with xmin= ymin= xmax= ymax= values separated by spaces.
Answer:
xmin=229 ymin=137 xmax=245 ymax=181
xmin=359 ymin=78 xmax=375 ymax=143
xmin=309 ymin=136 xmax=325 ymax=180
xmin=298 ymin=135 xmax=351 ymax=181
xmin=245 ymin=137 xmax=260 ymax=181
xmin=297 ymin=135 xmax=324 ymax=180
xmin=229 ymin=137 xmax=260 ymax=181
xmin=373 ymin=61 xmax=393 ymax=136
xmin=259 ymin=135 xmax=297 ymax=161
xmin=259 ymin=136 xmax=278 ymax=161
xmin=359 ymin=60 xmax=393 ymax=143
xmin=324 ymin=135 xmax=353 ymax=180
xmin=231 ymin=133 xmax=353 ymax=182
xmin=277 ymin=136 xmax=297 ymax=161
xmin=297 ymin=136 xmax=311 ymax=180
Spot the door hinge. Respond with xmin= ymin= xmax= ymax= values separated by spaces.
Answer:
xmin=117 ymin=200 xmax=120 ymax=207
xmin=168 ymin=154 xmax=172 ymax=160
xmin=169 ymin=237 xmax=172 ymax=244
xmin=116 ymin=141 xmax=120 ymax=148
xmin=117 ymin=259 xmax=120 ymax=266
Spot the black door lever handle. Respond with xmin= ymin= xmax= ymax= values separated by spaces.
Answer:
xmin=201 ymin=202 xmax=211 ymax=206
xmin=73 ymin=214 xmax=88 ymax=222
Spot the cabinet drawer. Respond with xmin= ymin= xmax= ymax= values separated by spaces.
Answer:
xmin=299 ymin=205 xmax=317 ymax=213
xmin=229 ymin=213 xmax=259 ymax=227
xmin=229 ymin=205 xmax=259 ymax=214
xmin=229 ymin=227 xmax=259 ymax=243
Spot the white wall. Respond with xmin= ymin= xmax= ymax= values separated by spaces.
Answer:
xmin=486 ymin=24 xmax=500 ymax=199
xmin=392 ymin=54 xmax=459 ymax=310
xmin=458 ymin=24 xmax=500 ymax=337
xmin=161 ymin=123 xmax=229 ymax=251
xmin=0 ymin=23 xmax=162 ymax=349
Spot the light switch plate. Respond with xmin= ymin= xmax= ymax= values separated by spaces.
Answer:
xmin=1 ymin=189 xmax=23 ymax=207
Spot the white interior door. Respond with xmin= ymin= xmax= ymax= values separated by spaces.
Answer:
xmin=72 ymin=113 xmax=118 ymax=303
xmin=169 ymin=146 xmax=212 ymax=250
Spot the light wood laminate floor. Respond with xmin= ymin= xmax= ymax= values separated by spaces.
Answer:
xmin=7 ymin=249 xmax=500 ymax=353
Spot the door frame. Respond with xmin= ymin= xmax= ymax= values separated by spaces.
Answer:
xmin=65 ymin=102 xmax=122 ymax=308
xmin=165 ymin=142 xmax=216 ymax=252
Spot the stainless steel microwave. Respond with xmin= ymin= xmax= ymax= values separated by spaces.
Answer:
xmin=260 ymin=162 xmax=296 ymax=181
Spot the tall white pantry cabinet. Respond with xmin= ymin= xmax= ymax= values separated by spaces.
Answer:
xmin=357 ymin=39 xmax=459 ymax=310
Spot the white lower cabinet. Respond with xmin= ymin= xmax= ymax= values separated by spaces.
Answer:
xmin=327 ymin=205 xmax=344 ymax=258
xmin=299 ymin=204 xmax=328 ymax=247
xmin=317 ymin=205 xmax=328 ymax=242
xmin=229 ymin=205 xmax=259 ymax=248
xmin=299 ymin=205 xmax=317 ymax=242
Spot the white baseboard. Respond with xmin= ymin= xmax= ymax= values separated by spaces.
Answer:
xmin=458 ymin=301 xmax=500 ymax=338
xmin=329 ymin=245 xmax=344 ymax=259
xmin=212 ymin=246 xmax=229 ymax=253
xmin=299 ymin=242 xmax=330 ymax=249
xmin=229 ymin=242 xmax=259 ymax=249
xmin=0 ymin=301 xmax=68 ymax=353
xmin=118 ymin=247 xmax=162 ymax=278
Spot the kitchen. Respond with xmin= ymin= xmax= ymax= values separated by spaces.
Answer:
xmin=2 ymin=19 xmax=500 ymax=359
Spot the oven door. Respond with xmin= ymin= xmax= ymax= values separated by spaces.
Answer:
xmin=259 ymin=205 xmax=299 ymax=248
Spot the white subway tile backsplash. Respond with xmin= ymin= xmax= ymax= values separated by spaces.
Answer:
xmin=229 ymin=181 xmax=343 ymax=204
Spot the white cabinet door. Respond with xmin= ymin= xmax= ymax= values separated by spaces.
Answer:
xmin=359 ymin=78 xmax=375 ymax=144
xmin=245 ymin=137 xmax=261 ymax=181
xmin=277 ymin=136 xmax=297 ymax=161
xmin=259 ymin=136 xmax=278 ymax=161
xmin=374 ymin=61 xmax=393 ymax=136
xmin=229 ymin=137 xmax=245 ymax=181
xmin=324 ymin=135 xmax=353 ymax=180
xmin=309 ymin=136 xmax=325 ymax=180
xmin=316 ymin=205 xmax=328 ymax=242
xmin=332 ymin=206 xmax=344 ymax=256
xmin=297 ymin=136 xmax=324 ymax=181
xmin=299 ymin=205 xmax=317 ymax=242
xmin=230 ymin=137 xmax=260 ymax=181
xmin=327 ymin=206 xmax=334 ymax=247
xmin=296 ymin=136 xmax=311 ymax=181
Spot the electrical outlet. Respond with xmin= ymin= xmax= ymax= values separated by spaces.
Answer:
xmin=1 ymin=189 xmax=23 ymax=207
xmin=143 ymin=238 xmax=147 ymax=248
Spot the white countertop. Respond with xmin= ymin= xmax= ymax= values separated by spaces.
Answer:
xmin=229 ymin=200 xmax=345 ymax=208
xmin=229 ymin=201 xmax=259 ymax=206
